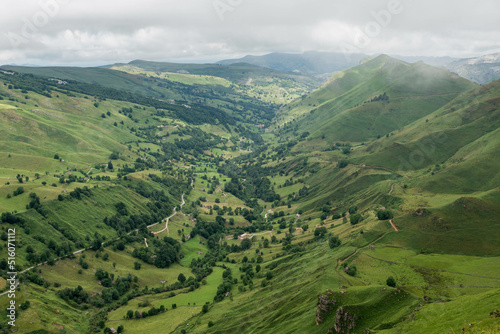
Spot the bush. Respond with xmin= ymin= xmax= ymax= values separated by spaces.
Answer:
xmin=377 ymin=210 xmax=394 ymax=220
xmin=350 ymin=214 xmax=362 ymax=225
xmin=20 ymin=301 xmax=30 ymax=310
xmin=329 ymin=235 xmax=341 ymax=249
xmin=338 ymin=160 xmax=349 ymax=169
xmin=386 ymin=276 xmax=396 ymax=287
xmin=208 ymin=321 xmax=214 ymax=328
xmin=347 ymin=265 xmax=357 ymax=276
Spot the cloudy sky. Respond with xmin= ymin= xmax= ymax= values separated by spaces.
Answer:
xmin=1 ymin=0 xmax=499 ymax=66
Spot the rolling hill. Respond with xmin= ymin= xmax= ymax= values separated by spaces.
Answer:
xmin=0 ymin=54 xmax=500 ymax=334
xmin=275 ymin=55 xmax=477 ymax=142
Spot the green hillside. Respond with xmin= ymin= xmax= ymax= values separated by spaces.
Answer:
xmin=354 ymin=79 xmax=500 ymax=193
xmin=0 ymin=56 xmax=499 ymax=334
xmin=275 ymin=55 xmax=476 ymax=142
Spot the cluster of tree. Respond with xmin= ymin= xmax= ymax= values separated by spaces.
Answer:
xmin=58 ymin=285 xmax=89 ymax=305
xmin=314 ymin=227 xmax=328 ymax=240
xmin=214 ymin=267 xmax=234 ymax=302
xmin=224 ymin=176 xmax=280 ymax=204
xmin=126 ymin=304 xmax=166 ymax=319
xmin=0 ymin=212 xmax=24 ymax=225
xmin=377 ymin=209 xmax=394 ymax=220
xmin=12 ymin=186 xmax=25 ymax=196
xmin=66 ymin=187 xmax=92 ymax=200
xmin=132 ymin=237 xmax=181 ymax=268
xmin=369 ymin=92 xmax=389 ymax=103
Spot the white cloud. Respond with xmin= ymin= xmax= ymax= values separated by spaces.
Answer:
xmin=0 ymin=0 xmax=499 ymax=65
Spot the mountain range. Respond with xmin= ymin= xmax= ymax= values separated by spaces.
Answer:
xmin=0 ymin=52 xmax=499 ymax=333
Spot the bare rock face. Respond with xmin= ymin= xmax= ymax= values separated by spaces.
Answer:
xmin=316 ymin=289 xmax=336 ymax=325
xmin=333 ymin=307 xmax=357 ymax=334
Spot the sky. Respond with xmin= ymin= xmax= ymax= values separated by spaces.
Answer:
xmin=1 ymin=0 xmax=500 ymax=66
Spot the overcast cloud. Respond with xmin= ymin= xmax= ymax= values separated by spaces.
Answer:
xmin=1 ymin=0 xmax=499 ymax=66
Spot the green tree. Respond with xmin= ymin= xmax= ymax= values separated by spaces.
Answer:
xmin=178 ymin=273 xmax=186 ymax=284
xmin=329 ymin=235 xmax=341 ymax=249
xmin=350 ymin=214 xmax=362 ymax=225
xmin=386 ymin=276 xmax=396 ymax=287
xmin=377 ymin=210 xmax=394 ymax=220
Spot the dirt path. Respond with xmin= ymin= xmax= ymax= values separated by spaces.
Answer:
xmin=363 ymin=253 xmax=500 ymax=281
xmin=18 ymin=192 xmax=186 ymax=276
xmin=389 ymin=219 xmax=399 ymax=231
xmin=152 ymin=194 xmax=185 ymax=236
xmin=389 ymin=182 xmax=396 ymax=195
xmin=144 ymin=238 xmax=149 ymax=248
xmin=334 ymin=233 xmax=388 ymax=286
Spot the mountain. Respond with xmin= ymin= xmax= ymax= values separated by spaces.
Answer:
xmin=356 ymin=78 xmax=500 ymax=192
xmin=276 ymin=55 xmax=477 ymax=142
xmin=391 ymin=55 xmax=459 ymax=67
xmin=217 ymin=51 xmax=461 ymax=76
xmin=1 ymin=62 xmax=322 ymax=125
xmin=217 ymin=51 xmax=368 ymax=76
xmin=1 ymin=55 xmax=500 ymax=334
xmin=445 ymin=52 xmax=500 ymax=84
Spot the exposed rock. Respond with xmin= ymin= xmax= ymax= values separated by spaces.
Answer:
xmin=316 ymin=289 xmax=336 ymax=325
xmin=333 ymin=307 xmax=357 ymax=334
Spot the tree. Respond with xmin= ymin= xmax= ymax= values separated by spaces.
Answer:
xmin=20 ymin=301 xmax=30 ymax=310
xmin=202 ymin=304 xmax=209 ymax=313
xmin=54 ymin=154 xmax=60 ymax=160
xmin=126 ymin=310 xmax=134 ymax=319
xmin=178 ymin=273 xmax=186 ymax=284
xmin=108 ymin=161 xmax=114 ymax=170
xmin=241 ymin=238 xmax=252 ymax=250
xmin=314 ymin=227 xmax=327 ymax=239
xmin=338 ymin=160 xmax=349 ymax=169
xmin=134 ymin=262 xmax=142 ymax=270
xmin=350 ymin=214 xmax=362 ymax=225
xmin=329 ymin=235 xmax=341 ymax=249
xmin=377 ymin=210 xmax=394 ymax=220
xmin=347 ymin=265 xmax=357 ymax=276
xmin=386 ymin=276 xmax=396 ymax=287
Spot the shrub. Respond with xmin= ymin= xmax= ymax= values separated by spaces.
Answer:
xmin=377 ymin=210 xmax=394 ymax=220
xmin=386 ymin=276 xmax=396 ymax=287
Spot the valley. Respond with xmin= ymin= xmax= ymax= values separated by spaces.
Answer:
xmin=0 ymin=54 xmax=499 ymax=334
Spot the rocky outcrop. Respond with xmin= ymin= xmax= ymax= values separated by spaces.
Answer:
xmin=316 ymin=289 xmax=336 ymax=325
xmin=333 ymin=307 xmax=357 ymax=334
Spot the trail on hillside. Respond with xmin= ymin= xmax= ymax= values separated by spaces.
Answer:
xmin=153 ymin=194 xmax=185 ymax=236
xmin=389 ymin=219 xmax=399 ymax=231
xmin=334 ymin=233 xmax=388 ymax=287
xmin=363 ymin=253 xmax=500 ymax=281
xmin=19 ymin=192 xmax=186 ymax=275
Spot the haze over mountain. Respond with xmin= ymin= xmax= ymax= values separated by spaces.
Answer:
xmin=217 ymin=51 xmax=463 ymax=76
xmin=445 ymin=52 xmax=500 ymax=84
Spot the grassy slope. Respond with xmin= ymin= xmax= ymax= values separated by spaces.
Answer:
xmin=276 ymin=55 xmax=476 ymax=142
